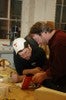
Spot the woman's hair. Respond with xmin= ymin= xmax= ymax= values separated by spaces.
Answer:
xmin=29 ymin=21 xmax=54 ymax=35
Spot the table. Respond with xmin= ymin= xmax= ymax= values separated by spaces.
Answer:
xmin=0 ymin=66 xmax=35 ymax=100
xmin=0 ymin=65 xmax=66 ymax=100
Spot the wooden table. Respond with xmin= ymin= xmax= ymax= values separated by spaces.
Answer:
xmin=0 ymin=65 xmax=66 ymax=100
xmin=0 ymin=66 xmax=35 ymax=100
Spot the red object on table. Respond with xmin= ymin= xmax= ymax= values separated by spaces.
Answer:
xmin=21 ymin=74 xmax=33 ymax=89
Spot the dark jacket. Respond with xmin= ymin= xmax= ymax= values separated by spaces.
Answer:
xmin=13 ymin=37 xmax=48 ymax=75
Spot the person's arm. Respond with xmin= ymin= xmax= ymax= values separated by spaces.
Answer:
xmin=32 ymin=68 xmax=52 ymax=84
xmin=23 ymin=67 xmax=42 ymax=75
xmin=13 ymin=51 xmax=25 ymax=75
xmin=10 ymin=72 xmax=26 ymax=83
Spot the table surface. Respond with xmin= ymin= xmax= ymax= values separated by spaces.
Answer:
xmin=0 ymin=66 xmax=35 ymax=100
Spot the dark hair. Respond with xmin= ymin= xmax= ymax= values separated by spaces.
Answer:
xmin=29 ymin=21 xmax=54 ymax=35
xmin=24 ymin=41 xmax=28 ymax=48
xmin=25 ymin=35 xmax=39 ymax=48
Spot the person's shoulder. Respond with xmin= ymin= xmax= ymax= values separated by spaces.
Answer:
xmin=55 ymin=30 xmax=65 ymax=34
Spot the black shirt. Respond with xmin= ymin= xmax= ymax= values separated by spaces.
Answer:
xmin=13 ymin=47 xmax=48 ymax=75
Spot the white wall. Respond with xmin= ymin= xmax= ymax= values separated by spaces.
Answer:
xmin=21 ymin=0 xmax=56 ymax=38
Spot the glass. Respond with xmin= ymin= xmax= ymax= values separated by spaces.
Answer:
xmin=56 ymin=0 xmax=62 ymax=4
xmin=61 ymin=24 xmax=66 ymax=31
xmin=10 ymin=20 xmax=21 ymax=30
xmin=55 ymin=5 xmax=61 ymax=23
xmin=10 ymin=0 xmax=22 ymax=19
xmin=0 ymin=0 xmax=22 ymax=39
xmin=55 ymin=23 xmax=60 ymax=29
xmin=0 ymin=0 xmax=8 ymax=18
xmin=0 ymin=85 xmax=9 ymax=99
xmin=0 ymin=20 xmax=8 ymax=39
xmin=62 ymin=6 xmax=66 ymax=22
xmin=64 ymin=0 xmax=66 ymax=5
xmin=9 ymin=20 xmax=21 ymax=44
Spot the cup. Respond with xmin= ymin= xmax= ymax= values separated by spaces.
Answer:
xmin=0 ymin=85 xmax=9 ymax=99
xmin=21 ymin=74 xmax=33 ymax=89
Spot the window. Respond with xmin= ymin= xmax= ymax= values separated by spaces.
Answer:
xmin=0 ymin=0 xmax=22 ymax=39
xmin=55 ymin=0 xmax=66 ymax=32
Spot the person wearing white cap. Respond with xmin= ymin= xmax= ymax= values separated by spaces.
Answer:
xmin=11 ymin=37 xmax=48 ymax=83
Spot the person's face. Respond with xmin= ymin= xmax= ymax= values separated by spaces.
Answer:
xmin=18 ymin=45 xmax=32 ymax=60
xmin=32 ymin=34 xmax=44 ymax=46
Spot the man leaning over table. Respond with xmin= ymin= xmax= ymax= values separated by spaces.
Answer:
xmin=11 ymin=37 xmax=48 ymax=88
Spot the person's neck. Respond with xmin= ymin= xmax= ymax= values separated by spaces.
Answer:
xmin=49 ymin=30 xmax=56 ymax=41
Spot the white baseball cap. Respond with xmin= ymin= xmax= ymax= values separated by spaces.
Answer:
xmin=13 ymin=38 xmax=26 ymax=54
